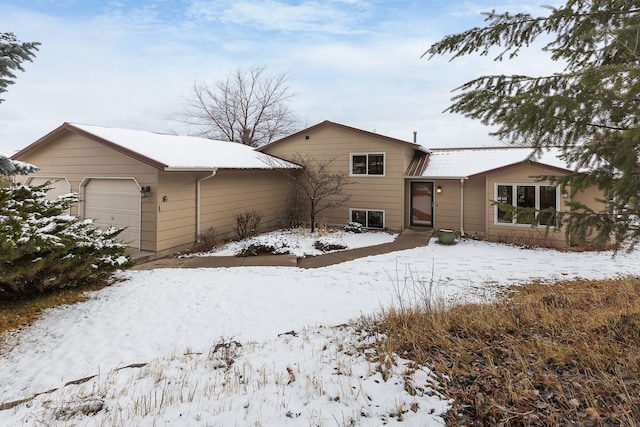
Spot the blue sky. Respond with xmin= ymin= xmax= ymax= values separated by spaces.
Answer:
xmin=1 ymin=0 xmax=558 ymax=151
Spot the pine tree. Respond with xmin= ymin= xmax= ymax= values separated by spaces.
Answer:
xmin=1 ymin=32 xmax=40 ymax=103
xmin=425 ymin=0 xmax=640 ymax=249
xmin=0 ymin=155 xmax=38 ymax=176
xmin=0 ymin=183 xmax=132 ymax=298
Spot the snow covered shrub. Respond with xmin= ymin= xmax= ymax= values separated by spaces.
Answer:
xmin=236 ymin=236 xmax=292 ymax=256
xmin=344 ymin=221 xmax=363 ymax=233
xmin=314 ymin=236 xmax=347 ymax=252
xmin=0 ymin=183 xmax=132 ymax=299
xmin=233 ymin=209 xmax=263 ymax=240
xmin=236 ymin=243 xmax=279 ymax=257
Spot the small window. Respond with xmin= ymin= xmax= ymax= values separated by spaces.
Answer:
xmin=496 ymin=185 xmax=513 ymax=223
xmin=516 ymin=185 xmax=536 ymax=224
xmin=351 ymin=153 xmax=385 ymax=176
xmin=350 ymin=209 xmax=385 ymax=229
xmin=538 ymin=186 xmax=558 ymax=225
xmin=351 ymin=155 xmax=367 ymax=175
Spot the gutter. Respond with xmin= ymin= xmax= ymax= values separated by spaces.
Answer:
xmin=405 ymin=175 xmax=469 ymax=180
xmin=196 ymin=169 xmax=218 ymax=236
xmin=460 ymin=178 xmax=465 ymax=237
xmin=165 ymin=167 xmax=219 ymax=172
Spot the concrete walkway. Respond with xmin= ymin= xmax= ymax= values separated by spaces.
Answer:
xmin=132 ymin=229 xmax=432 ymax=270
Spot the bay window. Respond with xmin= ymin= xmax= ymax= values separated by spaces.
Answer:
xmin=495 ymin=184 xmax=559 ymax=226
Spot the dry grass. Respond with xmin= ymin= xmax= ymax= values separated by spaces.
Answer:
xmin=376 ymin=277 xmax=640 ymax=426
xmin=0 ymin=281 xmax=111 ymax=335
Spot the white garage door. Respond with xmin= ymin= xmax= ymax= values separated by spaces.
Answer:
xmin=84 ymin=179 xmax=140 ymax=248
xmin=27 ymin=177 xmax=71 ymax=201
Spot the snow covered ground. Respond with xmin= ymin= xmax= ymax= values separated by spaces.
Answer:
xmin=182 ymin=227 xmax=398 ymax=257
xmin=0 ymin=230 xmax=638 ymax=426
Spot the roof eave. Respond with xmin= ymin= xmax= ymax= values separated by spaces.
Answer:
xmin=408 ymin=176 xmax=469 ymax=180
xmin=468 ymin=161 xmax=572 ymax=179
xmin=259 ymin=120 xmax=426 ymax=152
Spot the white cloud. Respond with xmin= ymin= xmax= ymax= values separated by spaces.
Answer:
xmin=187 ymin=0 xmax=372 ymax=35
xmin=1 ymin=0 xmax=561 ymax=151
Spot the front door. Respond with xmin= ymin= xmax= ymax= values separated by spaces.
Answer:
xmin=410 ymin=182 xmax=433 ymax=227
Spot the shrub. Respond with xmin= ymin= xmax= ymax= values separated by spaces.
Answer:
xmin=344 ymin=221 xmax=363 ymax=233
xmin=0 ymin=183 xmax=132 ymax=299
xmin=236 ymin=243 xmax=279 ymax=257
xmin=280 ymin=191 xmax=306 ymax=229
xmin=314 ymin=237 xmax=347 ymax=252
xmin=191 ymin=227 xmax=219 ymax=253
xmin=233 ymin=210 xmax=263 ymax=240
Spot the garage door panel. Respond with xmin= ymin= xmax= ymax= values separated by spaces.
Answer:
xmin=28 ymin=177 xmax=71 ymax=201
xmin=85 ymin=179 xmax=140 ymax=248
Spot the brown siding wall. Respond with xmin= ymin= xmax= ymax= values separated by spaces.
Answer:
xmin=156 ymin=171 xmax=199 ymax=251
xmin=463 ymin=177 xmax=487 ymax=238
xmin=263 ymin=126 xmax=415 ymax=230
xmin=568 ymin=185 xmax=607 ymax=246
xmin=199 ymin=169 xmax=292 ymax=237
xmin=433 ymin=180 xmax=461 ymax=231
xmin=14 ymin=133 xmax=159 ymax=251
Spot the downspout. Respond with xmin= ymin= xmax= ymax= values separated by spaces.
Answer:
xmin=196 ymin=169 xmax=218 ymax=236
xmin=460 ymin=178 xmax=465 ymax=236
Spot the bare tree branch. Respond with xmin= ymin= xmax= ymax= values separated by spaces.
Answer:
xmin=174 ymin=65 xmax=301 ymax=147
xmin=268 ymin=153 xmax=353 ymax=232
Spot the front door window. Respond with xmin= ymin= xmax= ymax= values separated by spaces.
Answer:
xmin=410 ymin=182 xmax=433 ymax=226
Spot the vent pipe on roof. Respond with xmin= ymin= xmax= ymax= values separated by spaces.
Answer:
xmin=413 ymin=131 xmax=417 ymax=143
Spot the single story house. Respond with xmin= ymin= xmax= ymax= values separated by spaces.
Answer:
xmin=11 ymin=122 xmax=297 ymax=252
xmin=12 ymin=120 xmax=605 ymax=253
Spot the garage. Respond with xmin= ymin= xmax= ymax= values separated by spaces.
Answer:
xmin=83 ymin=178 xmax=141 ymax=248
xmin=26 ymin=177 xmax=71 ymax=201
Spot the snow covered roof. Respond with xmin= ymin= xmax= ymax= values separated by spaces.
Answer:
xmin=16 ymin=123 xmax=299 ymax=171
xmin=73 ymin=123 xmax=299 ymax=170
xmin=421 ymin=147 xmax=572 ymax=178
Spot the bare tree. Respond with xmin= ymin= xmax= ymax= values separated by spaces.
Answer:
xmin=275 ymin=154 xmax=352 ymax=232
xmin=177 ymin=65 xmax=300 ymax=147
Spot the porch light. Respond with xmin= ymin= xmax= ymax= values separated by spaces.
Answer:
xmin=436 ymin=185 xmax=442 ymax=194
xmin=140 ymin=185 xmax=151 ymax=198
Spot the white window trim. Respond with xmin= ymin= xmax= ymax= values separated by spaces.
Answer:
xmin=349 ymin=152 xmax=386 ymax=177
xmin=494 ymin=183 xmax=560 ymax=227
xmin=349 ymin=208 xmax=385 ymax=229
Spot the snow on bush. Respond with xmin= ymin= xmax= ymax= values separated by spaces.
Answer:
xmin=314 ymin=236 xmax=347 ymax=252
xmin=344 ymin=221 xmax=363 ymax=233
xmin=0 ymin=183 xmax=132 ymax=298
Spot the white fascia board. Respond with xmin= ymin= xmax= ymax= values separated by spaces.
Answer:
xmin=405 ymin=176 xmax=469 ymax=180
xmin=163 ymin=167 xmax=219 ymax=172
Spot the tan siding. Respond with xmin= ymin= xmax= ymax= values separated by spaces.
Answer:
xmin=462 ymin=177 xmax=486 ymax=237
xmin=14 ymin=132 xmax=159 ymax=251
xmin=569 ymin=186 xmax=605 ymax=212
xmin=199 ymin=169 xmax=291 ymax=237
xmin=156 ymin=171 xmax=198 ymax=251
xmin=433 ymin=180 xmax=461 ymax=231
xmin=568 ymin=185 xmax=607 ymax=245
xmin=485 ymin=165 xmax=568 ymax=247
xmin=262 ymin=126 xmax=409 ymax=230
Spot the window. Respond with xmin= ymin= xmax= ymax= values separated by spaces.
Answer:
xmin=350 ymin=209 xmax=385 ymax=229
xmin=350 ymin=153 xmax=385 ymax=176
xmin=495 ymin=184 xmax=559 ymax=226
